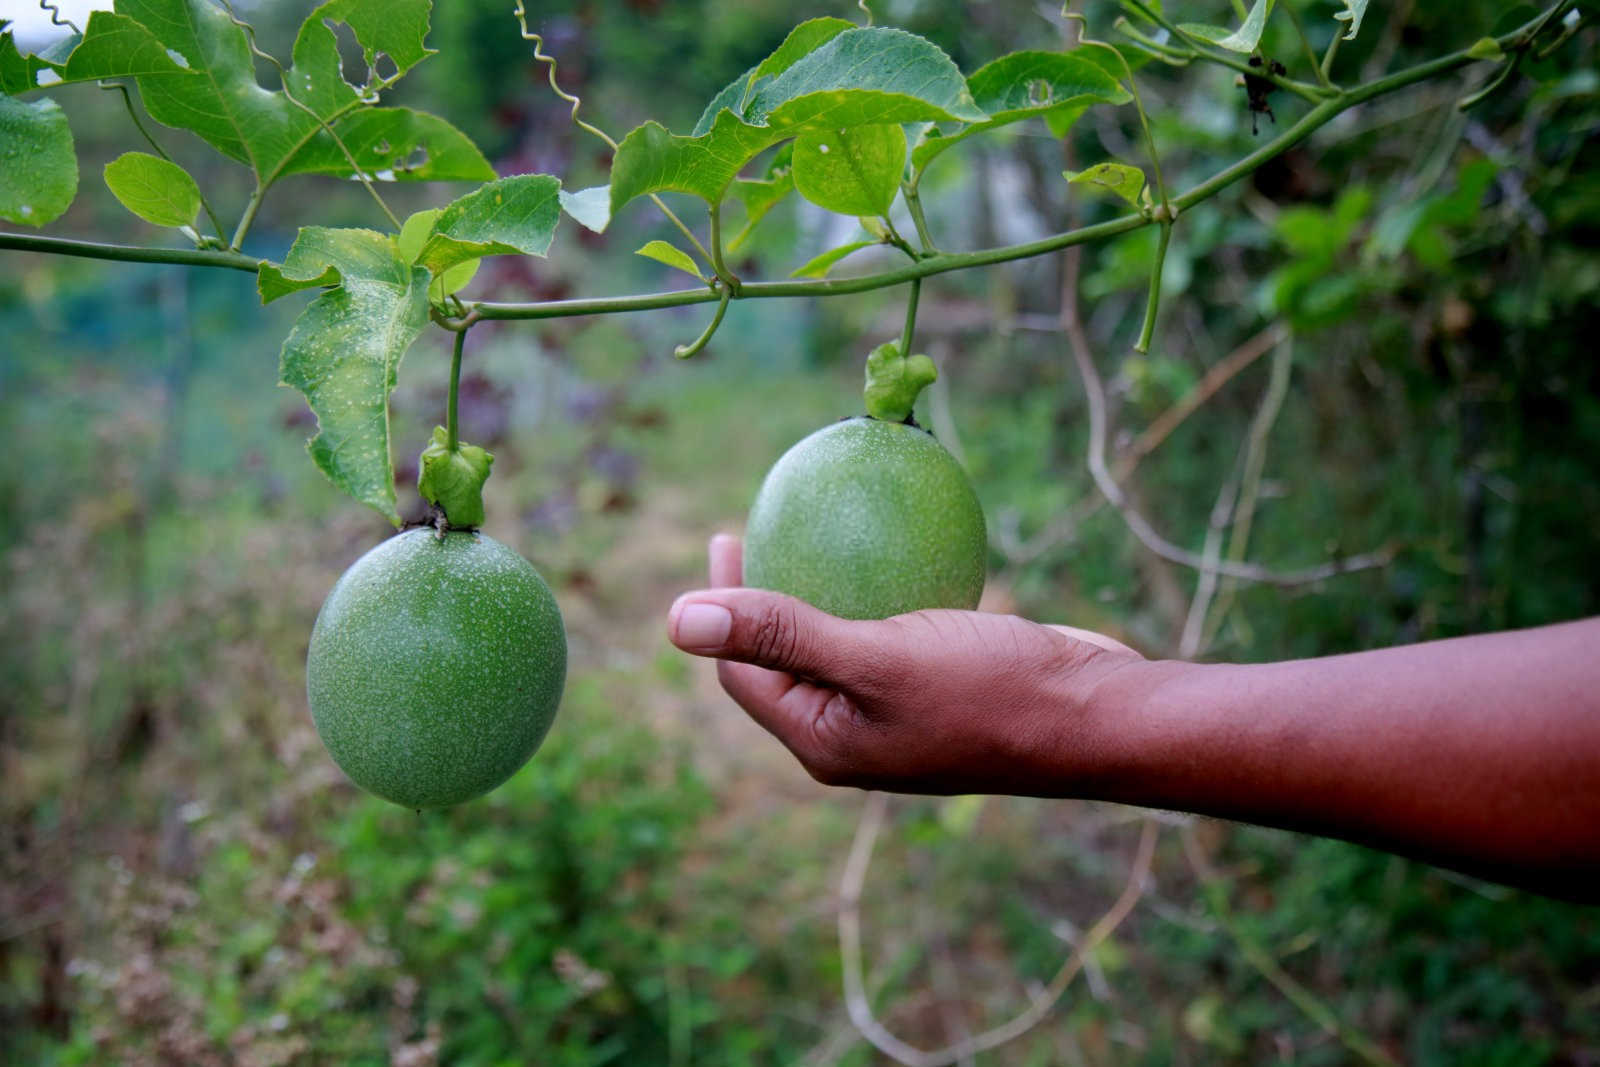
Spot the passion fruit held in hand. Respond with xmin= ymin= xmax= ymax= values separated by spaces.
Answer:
xmin=306 ymin=527 xmax=566 ymax=809
xmin=742 ymin=342 xmax=986 ymax=620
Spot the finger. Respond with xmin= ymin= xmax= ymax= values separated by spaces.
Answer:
xmin=709 ymin=533 xmax=743 ymax=588
xmin=1046 ymin=624 xmax=1139 ymax=657
xmin=717 ymin=660 xmax=857 ymax=778
xmin=667 ymin=588 xmax=868 ymax=683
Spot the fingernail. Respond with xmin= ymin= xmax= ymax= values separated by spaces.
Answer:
xmin=675 ymin=603 xmax=732 ymax=651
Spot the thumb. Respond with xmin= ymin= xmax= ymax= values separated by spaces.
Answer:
xmin=668 ymin=588 xmax=861 ymax=681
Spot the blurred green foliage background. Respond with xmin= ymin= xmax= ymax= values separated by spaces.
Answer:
xmin=2 ymin=1 xmax=1597 ymax=1064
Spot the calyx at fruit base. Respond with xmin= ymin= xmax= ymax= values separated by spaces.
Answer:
xmin=418 ymin=426 xmax=494 ymax=528
xmin=863 ymin=340 xmax=938 ymax=423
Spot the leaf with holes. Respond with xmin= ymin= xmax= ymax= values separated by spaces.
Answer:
xmin=1 ymin=10 xmax=194 ymax=93
xmin=0 ymin=96 xmax=76 ymax=226
xmin=114 ymin=0 xmax=486 ymax=191
xmin=273 ymin=226 xmax=429 ymax=523
xmin=104 ymin=151 xmax=202 ymax=228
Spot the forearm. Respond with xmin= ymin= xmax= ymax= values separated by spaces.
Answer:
xmin=1073 ymin=618 xmax=1600 ymax=901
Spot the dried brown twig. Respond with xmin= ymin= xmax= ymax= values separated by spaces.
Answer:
xmin=836 ymin=793 xmax=1158 ymax=1066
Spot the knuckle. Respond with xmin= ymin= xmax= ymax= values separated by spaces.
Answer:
xmin=748 ymin=603 xmax=802 ymax=668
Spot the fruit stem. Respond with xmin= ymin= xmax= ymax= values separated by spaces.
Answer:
xmin=899 ymin=277 xmax=921 ymax=358
xmin=1135 ymin=221 xmax=1171 ymax=354
xmin=447 ymin=326 xmax=466 ymax=452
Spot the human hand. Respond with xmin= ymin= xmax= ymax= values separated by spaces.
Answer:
xmin=666 ymin=534 xmax=1144 ymax=794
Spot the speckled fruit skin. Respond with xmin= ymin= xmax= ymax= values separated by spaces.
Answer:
xmin=743 ymin=417 xmax=986 ymax=620
xmin=306 ymin=528 xmax=566 ymax=809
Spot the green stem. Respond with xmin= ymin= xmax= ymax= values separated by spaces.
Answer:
xmin=447 ymin=326 xmax=466 ymax=451
xmin=903 ymin=181 xmax=938 ymax=254
xmin=1321 ymin=27 xmax=1344 ymax=80
xmin=102 ymin=82 xmax=228 ymax=244
xmin=1135 ymin=222 xmax=1171 ymax=354
xmin=899 ymin=277 xmax=921 ymax=356
xmin=231 ymin=184 xmax=266 ymax=252
xmin=708 ymin=202 xmax=740 ymax=293
xmin=1119 ymin=0 xmax=1326 ymax=102
xmin=1112 ymin=20 xmax=1196 ymax=64
xmin=673 ymin=284 xmax=731 ymax=359
xmin=1284 ymin=3 xmax=1335 ymax=90
xmin=0 ymin=231 xmax=261 ymax=272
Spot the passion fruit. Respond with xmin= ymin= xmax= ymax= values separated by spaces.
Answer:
xmin=742 ymin=417 xmax=986 ymax=620
xmin=306 ymin=528 xmax=566 ymax=809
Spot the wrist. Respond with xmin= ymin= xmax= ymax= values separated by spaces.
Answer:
xmin=1015 ymin=647 xmax=1201 ymax=800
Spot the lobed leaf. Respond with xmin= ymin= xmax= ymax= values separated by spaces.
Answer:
xmin=259 ymin=225 xmax=402 ymax=303
xmin=0 ymin=10 xmax=194 ymax=92
xmin=416 ymin=174 xmax=562 ymax=274
xmin=103 ymin=151 xmax=201 ymax=227
xmin=612 ymin=26 xmax=984 ymax=216
xmin=114 ymin=0 xmax=476 ymax=191
xmin=273 ymin=226 xmax=429 ymax=523
xmin=0 ymin=95 xmax=76 ymax=226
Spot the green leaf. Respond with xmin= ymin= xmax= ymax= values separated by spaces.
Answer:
xmin=0 ymin=10 xmax=195 ymax=92
xmin=1333 ymin=0 xmax=1369 ymax=42
xmin=116 ymin=0 xmax=482 ymax=190
xmin=612 ymin=28 xmax=984 ymax=216
xmin=912 ymin=50 xmax=1131 ymax=173
xmin=744 ymin=29 xmax=984 ymax=126
xmin=103 ymin=151 xmax=202 ymax=227
xmin=275 ymin=227 xmax=429 ymax=523
xmin=728 ymin=171 xmax=795 ymax=252
xmin=397 ymin=208 xmax=479 ymax=302
xmin=792 ymin=123 xmax=905 ymax=217
xmin=0 ymin=96 xmax=76 ymax=227
xmin=1066 ymin=162 xmax=1146 ymax=207
xmin=789 ymin=239 xmax=877 ymax=279
xmin=635 ymin=240 xmax=708 ymax=281
xmin=1180 ymin=0 xmax=1276 ymax=54
xmin=416 ymin=174 xmax=562 ymax=275
xmin=1467 ymin=37 xmax=1505 ymax=61
xmin=274 ymin=107 xmax=495 ymax=182
xmin=749 ymin=17 xmax=857 ymax=86
xmin=559 ymin=184 xmax=611 ymax=233
xmin=418 ymin=426 xmax=493 ymax=528
xmin=863 ymin=340 xmax=937 ymax=422
xmin=693 ymin=16 xmax=860 ymax=130
xmin=259 ymin=225 xmax=398 ymax=303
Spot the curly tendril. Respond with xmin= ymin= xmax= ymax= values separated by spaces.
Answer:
xmin=38 ymin=0 xmax=81 ymax=35
xmin=512 ymin=1 xmax=620 ymax=152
